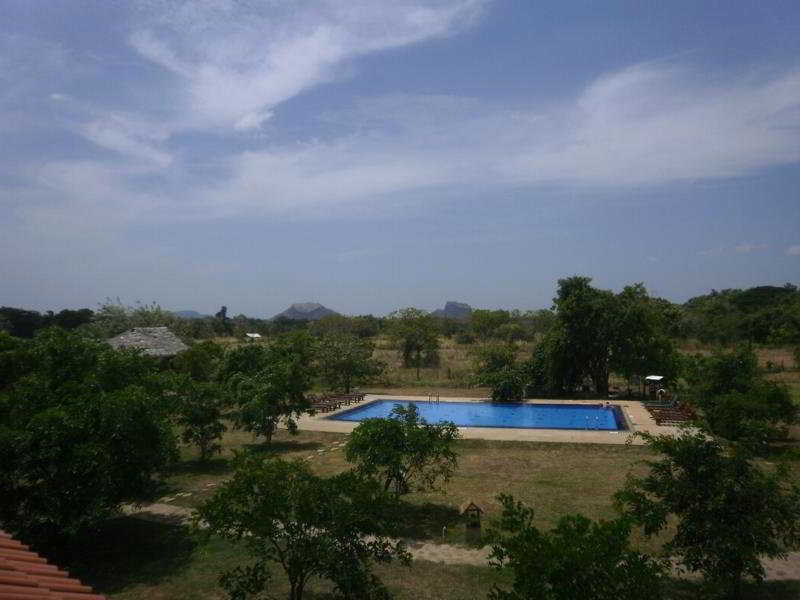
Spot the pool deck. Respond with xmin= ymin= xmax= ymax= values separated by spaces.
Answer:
xmin=297 ymin=394 xmax=685 ymax=445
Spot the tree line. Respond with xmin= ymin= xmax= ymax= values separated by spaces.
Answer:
xmin=2 ymin=305 xmax=800 ymax=598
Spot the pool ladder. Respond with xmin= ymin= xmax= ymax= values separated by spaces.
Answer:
xmin=428 ymin=391 xmax=440 ymax=403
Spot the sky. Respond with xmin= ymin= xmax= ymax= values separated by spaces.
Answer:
xmin=1 ymin=1 xmax=799 ymax=318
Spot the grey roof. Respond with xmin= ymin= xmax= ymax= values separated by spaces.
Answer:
xmin=107 ymin=326 xmax=188 ymax=357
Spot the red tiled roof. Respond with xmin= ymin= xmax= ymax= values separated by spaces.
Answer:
xmin=0 ymin=530 xmax=106 ymax=599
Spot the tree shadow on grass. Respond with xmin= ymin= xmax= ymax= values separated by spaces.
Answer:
xmin=665 ymin=577 xmax=800 ymax=599
xmin=391 ymin=501 xmax=463 ymax=541
xmin=243 ymin=439 xmax=323 ymax=456
xmin=67 ymin=517 xmax=197 ymax=595
xmin=167 ymin=456 xmax=235 ymax=477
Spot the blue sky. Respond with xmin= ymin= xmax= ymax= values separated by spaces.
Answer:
xmin=1 ymin=1 xmax=799 ymax=317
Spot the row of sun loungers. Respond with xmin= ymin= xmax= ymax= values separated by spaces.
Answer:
xmin=645 ymin=404 xmax=696 ymax=426
xmin=308 ymin=392 xmax=367 ymax=413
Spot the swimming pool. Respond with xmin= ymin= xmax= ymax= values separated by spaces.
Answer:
xmin=329 ymin=399 xmax=627 ymax=431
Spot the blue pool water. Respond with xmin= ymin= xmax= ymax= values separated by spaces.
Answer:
xmin=330 ymin=400 xmax=626 ymax=431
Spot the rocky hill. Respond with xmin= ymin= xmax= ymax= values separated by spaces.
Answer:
xmin=272 ymin=302 xmax=338 ymax=321
xmin=431 ymin=301 xmax=472 ymax=321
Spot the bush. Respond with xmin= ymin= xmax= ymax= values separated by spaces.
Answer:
xmin=487 ymin=494 xmax=665 ymax=600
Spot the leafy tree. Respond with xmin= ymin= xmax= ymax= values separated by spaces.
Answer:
xmin=215 ymin=305 xmax=233 ymax=335
xmin=678 ymin=284 xmax=800 ymax=345
xmin=174 ymin=377 xmax=228 ymax=461
xmin=0 ymin=332 xmax=29 ymax=390
xmin=701 ymin=382 xmax=796 ymax=451
xmin=616 ymin=430 xmax=800 ymax=598
xmin=197 ymin=455 xmax=410 ymax=600
xmin=0 ymin=328 xmax=177 ymax=545
xmin=610 ymin=284 xmax=680 ymax=386
xmin=487 ymin=494 xmax=665 ymax=600
xmin=551 ymin=277 xmax=618 ymax=395
xmin=471 ymin=309 xmax=512 ymax=340
xmin=686 ymin=346 xmax=761 ymax=399
xmin=519 ymin=309 xmax=557 ymax=339
xmin=473 ymin=343 xmax=524 ymax=401
xmin=172 ymin=340 xmax=226 ymax=382
xmin=686 ymin=347 xmax=797 ymax=449
xmin=226 ymin=332 xmax=315 ymax=444
xmin=527 ymin=327 xmax=581 ymax=395
xmin=48 ymin=308 xmax=94 ymax=330
xmin=387 ymin=307 xmax=440 ymax=379
xmin=220 ymin=343 xmax=270 ymax=380
xmin=473 ymin=343 xmax=517 ymax=376
xmin=345 ymin=404 xmax=459 ymax=495
xmin=0 ymin=306 xmax=44 ymax=338
xmin=317 ymin=334 xmax=385 ymax=393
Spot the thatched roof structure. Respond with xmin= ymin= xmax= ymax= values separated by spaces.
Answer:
xmin=107 ymin=326 xmax=188 ymax=357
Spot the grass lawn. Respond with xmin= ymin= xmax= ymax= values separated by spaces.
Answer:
xmin=161 ymin=427 xmax=667 ymax=550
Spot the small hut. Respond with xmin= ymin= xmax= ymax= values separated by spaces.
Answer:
xmin=460 ymin=500 xmax=484 ymax=544
xmin=107 ymin=326 xmax=188 ymax=358
xmin=245 ymin=332 xmax=262 ymax=342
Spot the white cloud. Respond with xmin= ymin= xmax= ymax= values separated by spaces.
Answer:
xmin=698 ymin=246 xmax=725 ymax=257
xmin=786 ymin=245 xmax=800 ymax=256
xmin=128 ymin=0 xmax=486 ymax=131
xmin=183 ymin=63 xmax=800 ymax=216
xmin=502 ymin=63 xmax=800 ymax=185
xmin=735 ymin=243 xmax=767 ymax=254
xmin=81 ymin=113 xmax=173 ymax=167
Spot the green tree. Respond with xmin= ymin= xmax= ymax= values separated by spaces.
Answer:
xmin=616 ymin=430 xmax=800 ymax=598
xmin=317 ymin=334 xmax=385 ymax=393
xmin=197 ymin=455 xmax=410 ymax=600
xmin=610 ymin=284 xmax=680 ymax=387
xmin=174 ymin=377 xmax=228 ymax=461
xmin=345 ymin=404 xmax=459 ymax=495
xmin=387 ymin=308 xmax=440 ymax=379
xmin=470 ymin=309 xmax=512 ymax=340
xmin=0 ymin=306 xmax=44 ymax=338
xmin=0 ymin=331 xmax=29 ymax=390
xmin=686 ymin=347 xmax=797 ymax=449
xmin=172 ymin=340 xmax=226 ymax=382
xmin=0 ymin=328 xmax=177 ymax=545
xmin=473 ymin=343 xmax=524 ymax=401
xmin=551 ymin=276 xmax=618 ymax=395
xmin=487 ymin=495 xmax=665 ymax=600
xmin=226 ymin=332 xmax=315 ymax=444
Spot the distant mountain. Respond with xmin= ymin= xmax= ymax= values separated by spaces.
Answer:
xmin=272 ymin=302 xmax=338 ymax=321
xmin=172 ymin=310 xmax=209 ymax=319
xmin=431 ymin=301 xmax=472 ymax=321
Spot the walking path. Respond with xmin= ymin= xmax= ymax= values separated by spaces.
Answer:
xmin=121 ymin=500 xmax=492 ymax=565
xmin=121 ymin=418 xmax=799 ymax=579
xmin=121 ymin=502 xmax=800 ymax=578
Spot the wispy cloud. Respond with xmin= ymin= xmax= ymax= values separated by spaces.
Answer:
xmin=3 ymin=4 xmax=800 ymax=224
xmin=735 ymin=243 xmax=768 ymax=254
xmin=187 ymin=64 xmax=800 ymax=216
xmin=698 ymin=246 xmax=726 ymax=257
xmin=786 ymin=245 xmax=800 ymax=256
xmin=128 ymin=0 xmax=486 ymax=131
